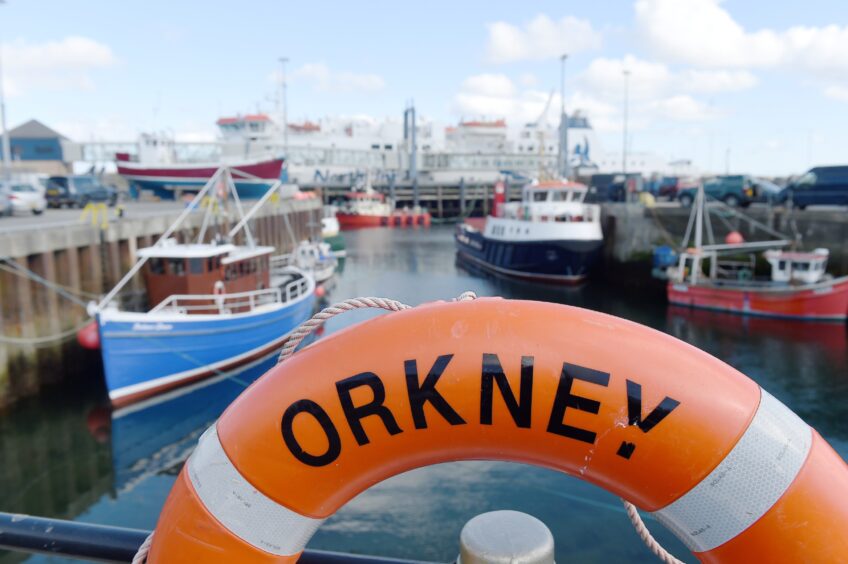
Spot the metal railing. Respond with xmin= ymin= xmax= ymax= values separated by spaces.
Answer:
xmin=0 ymin=512 xmax=432 ymax=564
xmin=149 ymin=287 xmax=287 ymax=315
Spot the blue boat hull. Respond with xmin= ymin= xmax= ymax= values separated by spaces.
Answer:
xmin=98 ymin=295 xmax=314 ymax=407
xmin=455 ymin=224 xmax=603 ymax=284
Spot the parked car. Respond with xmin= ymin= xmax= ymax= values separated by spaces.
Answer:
xmin=678 ymin=175 xmax=776 ymax=207
xmin=9 ymin=181 xmax=47 ymax=215
xmin=0 ymin=184 xmax=12 ymax=217
xmin=588 ymin=173 xmax=642 ymax=202
xmin=779 ymin=166 xmax=848 ymax=209
xmin=46 ymin=175 xmax=117 ymax=208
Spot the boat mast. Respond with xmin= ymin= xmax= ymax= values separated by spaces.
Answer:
xmin=93 ymin=167 xmax=227 ymax=312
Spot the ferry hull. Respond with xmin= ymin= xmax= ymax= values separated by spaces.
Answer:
xmin=667 ymin=278 xmax=848 ymax=321
xmin=98 ymin=294 xmax=314 ymax=408
xmin=455 ymin=224 xmax=603 ymax=285
xmin=117 ymin=158 xmax=284 ymax=200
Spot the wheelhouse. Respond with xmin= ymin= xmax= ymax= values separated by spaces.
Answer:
xmin=765 ymin=249 xmax=829 ymax=284
xmin=138 ymin=240 xmax=273 ymax=308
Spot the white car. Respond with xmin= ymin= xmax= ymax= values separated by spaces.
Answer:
xmin=9 ymin=181 xmax=47 ymax=215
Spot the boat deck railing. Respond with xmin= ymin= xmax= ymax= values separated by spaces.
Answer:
xmin=149 ymin=287 xmax=285 ymax=315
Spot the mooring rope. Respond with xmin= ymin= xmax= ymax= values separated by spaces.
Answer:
xmin=134 ymin=290 xmax=681 ymax=563
xmin=622 ymin=500 xmax=685 ymax=563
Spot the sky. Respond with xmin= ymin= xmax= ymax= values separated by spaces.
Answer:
xmin=2 ymin=0 xmax=848 ymax=175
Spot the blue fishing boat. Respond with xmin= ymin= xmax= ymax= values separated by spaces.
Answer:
xmin=91 ymin=169 xmax=315 ymax=408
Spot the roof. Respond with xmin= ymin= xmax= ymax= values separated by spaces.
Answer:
xmin=137 ymin=243 xmax=236 ymax=259
xmin=5 ymin=119 xmax=67 ymax=140
xmin=216 ymin=114 xmax=271 ymax=125
xmin=460 ymin=119 xmax=507 ymax=128
xmin=527 ymin=180 xmax=588 ymax=190
xmin=221 ymin=246 xmax=275 ymax=264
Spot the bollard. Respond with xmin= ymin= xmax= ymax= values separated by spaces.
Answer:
xmin=458 ymin=511 xmax=554 ymax=564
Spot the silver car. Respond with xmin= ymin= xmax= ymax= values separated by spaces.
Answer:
xmin=9 ymin=181 xmax=47 ymax=215
xmin=0 ymin=183 xmax=12 ymax=217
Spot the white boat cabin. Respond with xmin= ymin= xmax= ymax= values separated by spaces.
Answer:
xmin=502 ymin=180 xmax=598 ymax=224
xmin=339 ymin=191 xmax=393 ymax=216
xmin=765 ymin=249 xmax=829 ymax=284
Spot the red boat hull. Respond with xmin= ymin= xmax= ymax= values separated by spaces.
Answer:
xmin=116 ymin=158 xmax=283 ymax=182
xmin=336 ymin=213 xmax=388 ymax=229
xmin=337 ymin=211 xmax=431 ymax=230
xmin=667 ymin=278 xmax=848 ymax=320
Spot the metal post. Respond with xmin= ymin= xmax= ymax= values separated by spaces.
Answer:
xmin=459 ymin=177 xmax=466 ymax=217
xmin=622 ymin=69 xmax=630 ymax=176
xmin=558 ymin=54 xmax=570 ymax=179
xmin=459 ymin=511 xmax=554 ymax=564
xmin=0 ymin=4 xmax=12 ymax=190
xmin=409 ymin=103 xmax=418 ymax=208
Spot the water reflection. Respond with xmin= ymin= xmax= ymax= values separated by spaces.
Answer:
xmin=0 ymin=225 xmax=844 ymax=563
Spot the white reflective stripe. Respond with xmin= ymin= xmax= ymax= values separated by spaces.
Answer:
xmin=187 ymin=425 xmax=324 ymax=556
xmin=653 ymin=389 xmax=811 ymax=553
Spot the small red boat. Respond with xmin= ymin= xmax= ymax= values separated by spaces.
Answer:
xmin=662 ymin=186 xmax=848 ymax=321
xmin=336 ymin=190 xmax=430 ymax=230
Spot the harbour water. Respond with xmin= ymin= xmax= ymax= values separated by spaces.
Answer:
xmin=1 ymin=225 xmax=846 ymax=563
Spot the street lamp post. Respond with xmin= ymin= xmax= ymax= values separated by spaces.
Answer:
xmin=279 ymin=57 xmax=289 ymax=157
xmin=0 ymin=1 xmax=11 ymax=189
xmin=622 ymin=69 xmax=630 ymax=176
xmin=558 ymin=54 xmax=570 ymax=179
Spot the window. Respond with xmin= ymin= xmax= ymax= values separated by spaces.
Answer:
xmin=532 ymin=191 xmax=548 ymax=202
xmin=778 ymin=260 xmax=787 ymax=270
xmin=149 ymin=258 xmax=164 ymax=275
xmin=551 ymin=191 xmax=568 ymax=201
xmin=189 ymin=258 xmax=204 ymax=274
xmin=793 ymin=262 xmax=810 ymax=271
xmin=168 ymin=258 xmax=185 ymax=276
xmin=796 ymin=172 xmax=816 ymax=189
xmin=11 ymin=184 xmax=35 ymax=193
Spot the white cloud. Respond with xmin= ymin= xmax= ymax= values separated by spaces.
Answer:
xmin=579 ymin=55 xmax=754 ymax=102
xmin=460 ymin=74 xmax=515 ymax=98
xmin=3 ymin=36 xmax=118 ymax=97
xmin=519 ymin=73 xmax=538 ymax=88
xmin=635 ymin=0 xmax=848 ymax=76
xmin=648 ymin=95 xmax=718 ymax=121
xmin=292 ymin=63 xmax=385 ymax=93
xmin=486 ymin=14 xmax=602 ymax=63
xmin=824 ymin=85 xmax=848 ymax=103
xmin=680 ymin=70 xmax=758 ymax=93
xmin=452 ymin=74 xmax=557 ymax=125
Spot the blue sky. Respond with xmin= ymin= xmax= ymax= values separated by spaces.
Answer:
xmin=2 ymin=0 xmax=848 ymax=175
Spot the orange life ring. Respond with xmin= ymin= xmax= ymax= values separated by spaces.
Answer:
xmin=148 ymin=299 xmax=848 ymax=562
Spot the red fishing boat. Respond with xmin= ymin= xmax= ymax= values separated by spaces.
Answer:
xmin=661 ymin=186 xmax=848 ymax=321
xmin=336 ymin=190 xmax=431 ymax=229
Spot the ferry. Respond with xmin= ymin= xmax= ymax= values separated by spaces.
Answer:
xmin=661 ymin=186 xmax=848 ymax=320
xmin=455 ymin=179 xmax=603 ymax=284
xmin=92 ymin=170 xmax=315 ymax=407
